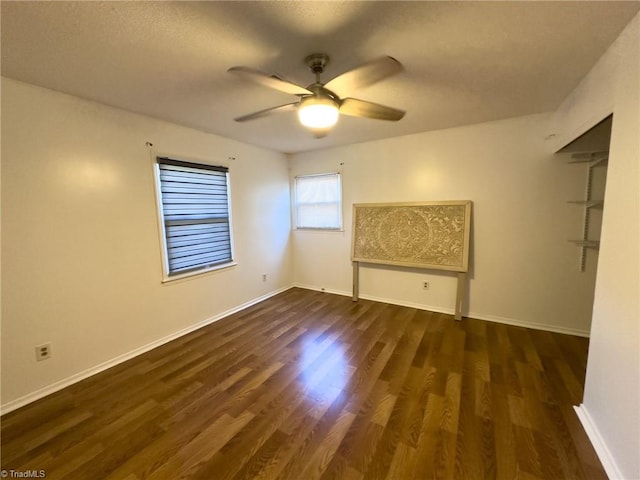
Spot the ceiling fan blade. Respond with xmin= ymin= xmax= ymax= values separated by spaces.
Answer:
xmin=234 ymin=102 xmax=298 ymax=122
xmin=228 ymin=66 xmax=311 ymax=96
xmin=324 ymin=56 xmax=403 ymax=95
xmin=340 ymin=98 xmax=405 ymax=121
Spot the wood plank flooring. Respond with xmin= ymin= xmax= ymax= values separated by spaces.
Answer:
xmin=1 ymin=288 xmax=606 ymax=479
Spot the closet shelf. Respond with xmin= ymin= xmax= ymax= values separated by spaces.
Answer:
xmin=568 ymin=151 xmax=608 ymax=167
xmin=566 ymin=149 xmax=608 ymax=271
xmin=567 ymin=200 xmax=604 ymax=208
xmin=568 ymin=240 xmax=600 ymax=249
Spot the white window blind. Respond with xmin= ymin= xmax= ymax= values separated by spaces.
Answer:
xmin=156 ymin=157 xmax=233 ymax=277
xmin=295 ymin=173 xmax=342 ymax=229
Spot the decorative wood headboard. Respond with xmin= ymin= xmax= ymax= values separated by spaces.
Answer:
xmin=350 ymin=200 xmax=472 ymax=319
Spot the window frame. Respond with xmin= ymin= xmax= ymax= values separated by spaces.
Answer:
xmin=153 ymin=155 xmax=236 ymax=282
xmin=293 ymin=172 xmax=343 ymax=231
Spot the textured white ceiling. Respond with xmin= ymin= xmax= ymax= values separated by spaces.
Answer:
xmin=2 ymin=1 xmax=638 ymax=153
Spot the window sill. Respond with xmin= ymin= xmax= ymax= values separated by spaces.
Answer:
xmin=294 ymin=227 xmax=344 ymax=232
xmin=161 ymin=261 xmax=238 ymax=283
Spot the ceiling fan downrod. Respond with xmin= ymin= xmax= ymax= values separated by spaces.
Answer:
xmin=305 ymin=53 xmax=329 ymax=83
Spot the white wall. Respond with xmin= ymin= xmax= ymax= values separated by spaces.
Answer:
xmin=555 ymin=13 xmax=639 ymax=480
xmin=1 ymin=78 xmax=293 ymax=410
xmin=290 ymin=112 xmax=598 ymax=336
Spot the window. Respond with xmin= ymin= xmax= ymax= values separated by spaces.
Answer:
xmin=294 ymin=172 xmax=342 ymax=229
xmin=155 ymin=157 xmax=234 ymax=279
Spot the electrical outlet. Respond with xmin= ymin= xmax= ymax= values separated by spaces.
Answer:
xmin=35 ymin=343 xmax=52 ymax=361
xmin=423 ymin=281 xmax=430 ymax=290
xmin=262 ymin=274 xmax=267 ymax=282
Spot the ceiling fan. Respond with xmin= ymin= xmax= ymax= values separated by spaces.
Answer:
xmin=228 ymin=53 xmax=405 ymax=137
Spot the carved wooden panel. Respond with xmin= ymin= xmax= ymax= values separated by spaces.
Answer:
xmin=351 ymin=201 xmax=472 ymax=272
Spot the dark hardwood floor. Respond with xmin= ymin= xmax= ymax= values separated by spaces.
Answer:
xmin=1 ymin=288 xmax=606 ymax=479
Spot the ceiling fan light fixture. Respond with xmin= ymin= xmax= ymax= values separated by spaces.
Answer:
xmin=297 ymin=96 xmax=339 ymax=129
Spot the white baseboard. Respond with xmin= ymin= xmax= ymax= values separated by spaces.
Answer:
xmin=574 ymin=404 xmax=621 ymax=479
xmin=293 ymin=283 xmax=591 ymax=337
xmin=468 ymin=311 xmax=590 ymax=337
xmin=294 ymin=283 xmax=457 ymax=315
xmin=0 ymin=285 xmax=293 ymax=415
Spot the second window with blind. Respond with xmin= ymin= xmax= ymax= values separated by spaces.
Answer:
xmin=294 ymin=172 xmax=343 ymax=230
